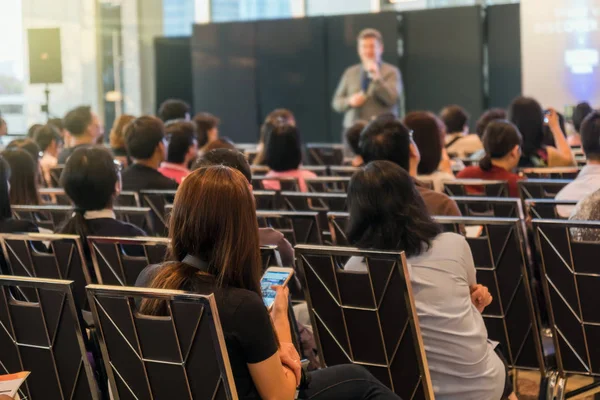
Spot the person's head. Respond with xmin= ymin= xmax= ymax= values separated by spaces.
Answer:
xmin=440 ymin=105 xmax=469 ymax=134
xmin=508 ymin=96 xmax=544 ymax=155
xmin=191 ymin=148 xmax=252 ymax=183
xmin=47 ymin=117 xmax=64 ymax=134
xmin=345 ymin=120 xmax=368 ymax=156
xmin=165 ymin=121 xmax=198 ymax=166
xmin=203 ymin=138 xmax=235 ymax=153
xmin=573 ymin=102 xmax=594 ymax=133
xmin=6 ymin=139 xmax=42 ymax=167
xmin=258 ymin=109 xmax=296 ymax=154
xmin=109 ymin=114 xmax=135 ymax=150
xmin=158 ymin=99 xmax=191 ymax=123
xmin=346 ymin=160 xmax=441 ymax=256
xmin=264 ymin=123 xmax=303 ymax=172
xmin=193 ymin=112 xmax=220 ymax=148
xmin=63 ymin=106 xmax=103 ymax=140
xmin=0 ymin=118 xmax=6 ymax=136
xmin=357 ymin=28 xmax=383 ymax=65
xmin=475 ymin=108 xmax=507 ymax=139
xmin=1 ymin=148 xmax=40 ymax=205
xmin=139 ymin=166 xmax=262 ymax=315
xmin=479 ymin=120 xmax=522 ymax=172
xmin=580 ymin=111 xmax=600 ymax=162
xmin=359 ymin=114 xmax=420 ymax=175
xmin=33 ymin=124 xmax=62 ymax=157
xmin=27 ymin=123 xmax=43 ymax=138
xmin=125 ymin=116 xmax=167 ymax=165
xmin=404 ymin=111 xmax=445 ymax=175
xmin=0 ymin=156 xmax=11 ymax=219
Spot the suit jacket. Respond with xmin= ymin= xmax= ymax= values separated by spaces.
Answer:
xmin=332 ymin=62 xmax=402 ymax=128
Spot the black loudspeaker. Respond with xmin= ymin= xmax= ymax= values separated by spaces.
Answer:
xmin=28 ymin=28 xmax=63 ymax=84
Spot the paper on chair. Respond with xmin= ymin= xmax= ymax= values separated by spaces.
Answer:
xmin=0 ymin=371 xmax=30 ymax=398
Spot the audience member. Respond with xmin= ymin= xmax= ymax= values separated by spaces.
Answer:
xmin=457 ymin=120 xmax=523 ymax=197
xmin=136 ymin=165 xmax=402 ymax=400
xmin=344 ymin=160 xmax=513 ymax=400
xmin=5 ymin=138 xmax=41 ymax=167
xmin=58 ymin=106 xmax=104 ymax=164
xmin=109 ymin=114 xmax=135 ymax=167
xmin=254 ymin=108 xmax=296 ymax=166
xmin=569 ymin=102 xmax=593 ymax=147
xmin=440 ymin=105 xmax=482 ymax=158
xmin=344 ymin=120 xmax=367 ymax=167
xmin=121 ymin=116 xmax=178 ymax=191
xmin=263 ymin=123 xmax=316 ymax=192
xmin=159 ymin=121 xmax=198 ymax=183
xmin=569 ymin=188 xmax=600 ymax=241
xmin=0 ymin=117 xmax=6 ymax=136
xmin=34 ymin=124 xmax=62 ymax=186
xmin=202 ymin=137 xmax=235 ymax=153
xmin=509 ymin=97 xmax=574 ymax=167
xmin=556 ymin=111 xmax=600 ymax=217
xmin=470 ymin=108 xmax=508 ymax=161
xmin=158 ymin=99 xmax=190 ymax=123
xmin=542 ymin=109 xmax=567 ymax=148
xmin=0 ymin=155 xmax=38 ymax=234
xmin=1 ymin=148 xmax=41 ymax=205
xmin=192 ymin=148 xmax=294 ymax=266
xmin=193 ymin=112 xmax=220 ymax=151
xmin=27 ymin=123 xmax=43 ymax=138
xmin=360 ymin=115 xmax=461 ymax=216
xmin=405 ymin=111 xmax=454 ymax=192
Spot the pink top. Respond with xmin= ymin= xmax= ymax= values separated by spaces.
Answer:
xmin=263 ymin=169 xmax=317 ymax=192
xmin=158 ymin=162 xmax=190 ymax=184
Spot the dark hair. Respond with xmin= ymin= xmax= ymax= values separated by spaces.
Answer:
xmin=254 ymin=109 xmax=296 ymax=166
xmin=0 ymin=156 xmax=12 ymax=219
xmin=404 ymin=112 xmax=443 ymax=175
xmin=193 ymin=112 xmax=220 ymax=148
xmin=27 ymin=123 xmax=43 ymax=138
xmin=139 ymin=166 xmax=262 ymax=315
xmin=476 ymin=108 xmax=507 ymax=138
xmin=573 ymin=102 xmax=594 ymax=133
xmin=158 ymin=99 xmax=190 ymax=123
xmin=203 ymin=138 xmax=235 ymax=153
xmin=346 ymin=160 xmax=441 ymax=256
xmin=345 ymin=120 xmax=368 ymax=156
xmin=440 ymin=105 xmax=469 ymax=133
xmin=1 ymin=149 xmax=40 ymax=205
xmin=109 ymin=114 xmax=135 ymax=150
xmin=580 ymin=111 xmax=600 ymax=161
xmin=6 ymin=139 xmax=41 ymax=165
xmin=479 ymin=120 xmax=523 ymax=171
xmin=192 ymin=149 xmax=252 ymax=183
xmin=264 ymin=124 xmax=303 ymax=172
xmin=63 ymin=106 xmax=93 ymax=136
xmin=125 ymin=116 xmax=165 ymax=160
xmin=359 ymin=115 xmax=412 ymax=171
xmin=47 ymin=118 xmax=64 ymax=132
xmin=508 ymin=96 xmax=544 ymax=157
xmin=165 ymin=121 xmax=197 ymax=164
xmin=33 ymin=124 xmax=61 ymax=152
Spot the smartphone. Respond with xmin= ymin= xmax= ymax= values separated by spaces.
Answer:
xmin=260 ymin=267 xmax=294 ymax=310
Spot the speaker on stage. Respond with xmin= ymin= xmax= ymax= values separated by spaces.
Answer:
xmin=28 ymin=28 xmax=63 ymax=84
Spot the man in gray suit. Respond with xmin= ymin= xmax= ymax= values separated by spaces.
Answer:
xmin=332 ymin=28 xmax=402 ymax=132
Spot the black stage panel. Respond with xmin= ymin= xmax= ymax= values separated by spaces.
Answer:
xmin=402 ymin=6 xmax=484 ymax=129
xmin=155 ymin=37 xmax=194 ymax=114
xmin=256 ymin=17 xmax=329 ymax=143
xmin=192 ymin=22 xmax=259 ymax=143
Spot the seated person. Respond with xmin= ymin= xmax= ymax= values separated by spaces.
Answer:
xmin=158 ymin=98 xmax=190 ymax=124
xmin=457 ymin=120 xmax=523 ymax=197
xmin=263 ymin=123 xmax=317 ymax=192
xmin=344 ymin=120 xmax=367 ymax=167
xmin=0 ymin=155 xmax=38 ymax=234
xmin=568 ymin=102 xmax=593 ymax=147
xmin=405 ymin=111 xmax=455 ymax=192
xmin=345 ymin=160 xmax=514 ymax=400
xmin=109 ymin=114 xmax=135 ymax=168
xmin=440 ymin=105 xmax=483 ymax=158
xmin=360 ymin=114 xmax=461 ymax=216
xmin=254 ymin=109 xmax=296 ymax=166
xmin=193 ymin=112 xmax=220 ymax=153
xmin=158 ymin=121 xmax=198 ymax=183
xmin=471 ymin=108 xmax=507 ymax=161
xmin=1 ymin=148 xmax=41 ymax=206
xmin=34 ymin=124 xmax=62 ymax=186
xmin=57 ymin=106 xmax=104 ymax=164
xmin=136 ymin=165 xmax=402 ymax=400
xmin=569 ymin=188 xmax=600 ymax=241
xmin=121 ymin=116 xmax=179 ymax=191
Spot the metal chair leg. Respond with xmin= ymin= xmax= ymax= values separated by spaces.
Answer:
xmin=542 ymin=370 xmax=558 ymax=400
xmin=555 ymin=376 xmax=566 ymax=400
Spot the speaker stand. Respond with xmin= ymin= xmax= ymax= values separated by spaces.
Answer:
xmin=41 ymin=83 xmax=51 ymax=121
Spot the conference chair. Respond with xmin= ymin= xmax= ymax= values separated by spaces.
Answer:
xmin=295 ymin=245 xmax=434 ymax=399
xmin=305 ymin=177 xmax=351 ymax=193
xmin=86 ymin=285 xmax=238 ymax=400
xmin=139 ymin=190 xmax=176 ymax=236
xmin=49 ymin=164 xmax=65 ymax=187
xmin=305 ymin=143 xmax=345 ymax=166
xmin=251 ymin=175 xmax=300 ymax=191
xmin=39 ymin=189 xmax=141 ymax=207
xmin=443 ymin=179 xmax=509 ymax=198
xmin=0 ymin=275 xmax=100 ymax=400
xmin=302 ymin=165 xmax=329 ymax=176
xmin=525 ymin=199 xmax=578 ymax=220
xmin=328 ymin=165 xmax=359 ymax=177
xmin=519 ymin=167 xmax=580 ymax=180
xmin=451 ymin=196 xmax=524 ymax=218
xmin=518 ymin=179 xmax=572 ymax=201
xmin=253 ymin=190 xmax=280 ymax=210
xmin=533 ymin=219 xmax=600 ymax=399
xmin=257 ymin=210 xmax=322 ymax=245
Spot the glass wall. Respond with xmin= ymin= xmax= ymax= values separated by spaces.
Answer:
xmin=211 ymin=0 xmax=294 ymax=22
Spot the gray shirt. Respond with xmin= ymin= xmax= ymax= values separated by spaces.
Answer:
xmin=345 ymin=233 xmax=505 ymax=400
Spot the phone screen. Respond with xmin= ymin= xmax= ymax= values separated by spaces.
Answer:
xmin=261 ymin=270 xmax=291 ymax=309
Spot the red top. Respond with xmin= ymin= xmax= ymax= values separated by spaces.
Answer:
xmin=456 ymin=165 xmax=522 ymax=197
xmin=158 ymin=163 xmax=190 ymax=184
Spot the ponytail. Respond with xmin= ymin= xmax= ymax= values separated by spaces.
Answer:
xmin=479 ymin=155 xmax=493 ymax=171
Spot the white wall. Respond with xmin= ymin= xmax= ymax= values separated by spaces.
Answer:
xmin=306 ymin=0 xmax=372 ymax=16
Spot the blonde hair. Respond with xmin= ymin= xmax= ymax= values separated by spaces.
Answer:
xmin=358 ymin=28 xmax=383 ymax=44
xmin=109 ymin=114 xmax=135 ymax=149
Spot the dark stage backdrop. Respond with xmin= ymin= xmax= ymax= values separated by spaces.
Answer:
xmin=155 ymin=37 xmax=194 ymax=114
xmin=402 ymin=6 xmax=485 ymax=130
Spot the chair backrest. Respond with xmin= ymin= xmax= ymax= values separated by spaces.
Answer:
xmin=0 ymin=233 xmax=90 ymax=307
xmin=0 ymin=275 xmax=100 ymax=400
xmin=533 ymin=219 xmax=600 ymax=376
xmin=302 ymin=165 xmax=329 ymax=176
xmin=305 ymin=143 xmax=345 ymax=166
xmin=327 ymin=211 xmax=350 ymax=246
xmin=525 ymin=199 xmax=578 ymax=219
xmin=257 ymin=211 xmax=322 ymax=245
xmin=295 ymin=245 xmax=434 ymax=399
xmin=443 ymin=179 xmax=509 ymax=197
xmin=518 ymin=179 xmax=572 ymax=201
xmin=39 ymin=189 xmax=141 ymax=207
xmin=253 ymin=190 xmax=279 ymax=210
xmin=280 ymin=191 xmax=347 ymax=213
xmin=328 ymin=165 xmax=359 ymax=177
xmin=139 ymin=190 xmax=176 ymax=236
xmin=519 ymin=167 xmax=580 ymax=179
xmin=305 ymin=177 xmax=351 ymax=193
xmin=86 ymin=284 xmax=238 ymax=400
xmin=251 ymin=175 xmax=300 ymax=192
xmin=451 ymin=196 xmax=524 ymax=218
xmin=49 ymin=165 xmax=65 ymax=187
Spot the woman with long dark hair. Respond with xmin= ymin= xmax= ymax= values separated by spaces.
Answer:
xmin=0 ymin=155 xmax=38 ymax=234
xmin=345 ymin=160 xmax=514 ymax=400
xmin=1 ymin=148 xmax=41 ymax=206
xmin=136 ymin=165 xmax=402 ymax=400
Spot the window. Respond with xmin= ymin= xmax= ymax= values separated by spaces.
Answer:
xmin=211 ymin=0 xmax=294 ymax=22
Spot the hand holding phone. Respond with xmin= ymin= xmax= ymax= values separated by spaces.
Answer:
xmin=261 ymin=267 xmax=294 ymax=311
